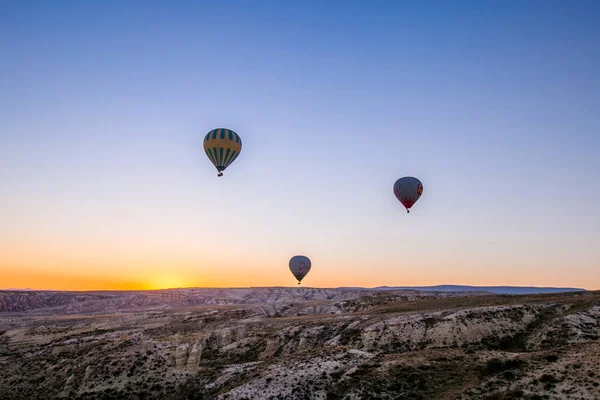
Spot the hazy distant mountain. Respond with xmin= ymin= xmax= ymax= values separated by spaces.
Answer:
xmin=370 ymin=285 xmax=586 ymax=295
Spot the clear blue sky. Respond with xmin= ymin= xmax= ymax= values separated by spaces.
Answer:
xmin=1 ymin=1 xmax=599 ymax=290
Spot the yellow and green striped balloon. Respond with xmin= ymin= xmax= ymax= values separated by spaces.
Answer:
xmin=203 ymin=128 xmax=242 ymax=177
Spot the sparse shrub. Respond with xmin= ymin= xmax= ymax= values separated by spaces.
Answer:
xmin=502 ymin=371 xmax=516 ymax=381
xmin=544 ymin=354 xmax=559 ymax=362
xmin=528 ymin=395 xmax=546 ymax=400
xmin=481 ymin=358 xmax=524 ymax=376
xmin=506 ymin=390 xmax=524 ymax=398
xmin=330 ymin=370 xmax=344 ymax=380
xmin=339 ymin=328 xmax=362 ymax=346
xmin=539 ymin=374 xmax=559 ymax=384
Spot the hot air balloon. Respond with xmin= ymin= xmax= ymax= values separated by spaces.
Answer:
xmin=289 ymin=255 xmax=311 ymax=285
xmin=203 ymin=128 xmax=242 ymax=177
xmin=393 ymin=177 xmax=423 ymax=213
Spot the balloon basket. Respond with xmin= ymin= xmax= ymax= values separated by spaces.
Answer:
xmin=218 ymin=172 xmax=223 ymax=177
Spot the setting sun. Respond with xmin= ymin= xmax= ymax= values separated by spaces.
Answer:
xmin=146 ymin=273 xmax=190 ymax=291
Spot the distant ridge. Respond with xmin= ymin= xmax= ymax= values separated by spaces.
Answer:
xmin=1 ymin=285 xmax=588 ymax=295
xmin=366 ymin=285 xmax=586 ymax=295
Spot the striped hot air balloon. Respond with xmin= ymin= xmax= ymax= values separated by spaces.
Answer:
xmin=203 ymin=128 xmax=242 ymax=177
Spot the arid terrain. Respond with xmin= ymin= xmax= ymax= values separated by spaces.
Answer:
xmin=1 ymin=288 xmax=599 ymax=399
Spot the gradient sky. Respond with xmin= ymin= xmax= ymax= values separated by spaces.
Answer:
xmin=1 ymin=1 xmax=599 ymax=290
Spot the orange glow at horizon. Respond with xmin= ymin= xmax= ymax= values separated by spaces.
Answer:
xmin=2 ymin=258 xmax=597 ymax=291
xmin=1 ymin=228 xmax=598 ymax=291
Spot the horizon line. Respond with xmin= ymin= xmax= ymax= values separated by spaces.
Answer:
xmin=0 ymin=283 xmax=591 ymax=293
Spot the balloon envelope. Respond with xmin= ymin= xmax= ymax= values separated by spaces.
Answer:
xmin=393 ymin=177 xmax=423 ymax=213
xmin=203 ymin=128 xmax=242 ymax=176
xmin=289 ymin=255 xmax=311 ymax=284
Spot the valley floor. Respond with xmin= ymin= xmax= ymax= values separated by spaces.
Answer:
xmin=1 ymin=289 xmax=599 ymax=399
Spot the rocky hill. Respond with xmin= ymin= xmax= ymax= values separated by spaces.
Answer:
xmin=0 ymin=287 xmax=485 ymax=314
xmin=0 ymin=289 xmax=599 ymax=399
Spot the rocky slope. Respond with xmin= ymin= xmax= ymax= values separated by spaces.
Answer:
xmin=0 ymin=287 xmax=484 ymax=314
xmin=0 ymin=290 xmax=598 ymax=399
